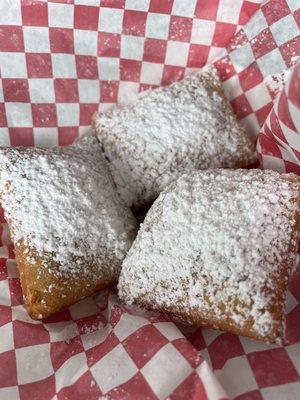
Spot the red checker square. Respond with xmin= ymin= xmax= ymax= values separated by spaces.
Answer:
xmin=294 ymin=9 xmax=300 ymax=29
xmin=187 ymin=44 xmax=209 ymax=68
xmin=185 ymin=328 xmax=206 ymax=351
xmin=285 ymin=160 xmax=300 ymax=175
xmin=7 ymin=244 xmax=15 ymax=260
xmin=0 ymin=305 xmax=12 ymax=327
xmin=143 ymin=38 xmax=167 ymax=63
xmin=149 ymin=0 xmax=173 ymax=14
xmin=98 ymin=32 xmax=121 ymax=57
xmin=172 ymin=338 xmax=203 ymax=369
xmin=123 ymin=325 xmax=168 ymax=369
xmin=277 ymin=92 xmax=296 ymax=132
xmin=76 ymin=314 xmax=106 ymax=335
xmin=54 ymin=79 xmax=79 ymax=103
xmin=8 ymin=276 xmax=23 ymax=306
xmin=100 ymin=0 xmax=125 ymax=8
xmin=194 ymin=0 xmax=220 ymax=20
xmin=2 ymin=79 xmax=30 ymax=103
xmin=21 ymin=1 xmax=48 ymax=26
xmin=43 ymin=308 xmax=72 ymax=323
xmin=51 ymin=337 xmax=84 ymax=371
xmin=19 ymin=376 xmax=55 ymax=400
xmin=76 ymin=55 xmax=98 ymax=79
xmin=0 ymin=26 xmax=24 ymax=52
xmin=227 ymin=30 xmax=248 ymax=53
xmin=58 ymin=127 xmax=79 ymax=146
xmin=107 ymin=372 xmax=156 ymax=400
xmin=212 ymin=22 xmax=237 ymax=48
xmin=139 ymin=83 xmax=159 ymax=92
xmin=120 ymin=59 xmax=141 ymax=82
xmin=9 ymin=128 xmax=34 ymax=147
xmin=285 ymin=305 xmax=300 ymax=345
xmin=162 ymin=65 xmax=185 ymax=86
xmin=248 ymin=348 xmax=298 ymax=387
xmin=235 ymin=390 xmax=264 ymax=400
xmin=255 ymin=103 xmax=273 ymax=127
xmin=289 ymin=267 xmax=300 ymax=302
xmin=258 ymin=131 xmax=283 ymax=158
xmin=0 ymin=103 xmax=7 ymax=127
xmin=208 ymin=333 xmax=244 ymax=370
xmin=251 ymin=28 xmax=277 ymax=60
xmin=0 ymin=350 xmax=17 ymax=387
xmin=270 ymin=113 xmax=288 ymax=144
xmin=57 ymin=370 xmax=102 ymax=400
xmin=74 ymin=5 xmax=99 ymax=30
xmin=86 ymin=331 xmax=119 ymax=367
xmin=169 ymin=371 xmax=207 ymax=400
xmin=100 ymin=81 xmax=119 ymax=103
xmin=214 ymin=56 xmax=236 ymax=81
xmin=169 ymin=16 xmax=193 ymax=42
xmin=262 ymin=0 xmax=290 ymax=25
xmin=239 ymin=1 xmax=261 ymax=25
xmin=50 ymin=28 xmax=74 ymax=54
xmin=109 ymin=304 xmax=123 ymax=327
xmin=32 ymin=104 xmax=57 ymax=127
xmin=280 ymin=38 xmax=300 ymax=68
xmin=238 ymin=63 xmax=263 ymax=92
xmin=230 ymin=94 xmax=252 ymax=120
xmin=123 ymin=10 xmax=147 ymax=37
xmin=0 ymin=262 xmax=7 ymax=281
xmin=80 ymin=104 xmax=98 ymax=126
xmin=13 ymin=320 xmax=50 ymax=348
xmin=26 ymin=53 xmax=53 ymax=78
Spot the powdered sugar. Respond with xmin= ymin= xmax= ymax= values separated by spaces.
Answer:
xmin=118 ymin=169 xmax=299 ymax=341
xmin=93 ymin=66 xmax=256 ymax=209
xmin=0 ymin=135 xmax=137 ymax=280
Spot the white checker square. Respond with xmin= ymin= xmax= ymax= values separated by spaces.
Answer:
xmin=270 ymin=14 xmax=299 ymax=47
xmin=91 ymin=344 xmax=138 ymax=394
xmin=256 ymin=48 xmax=287 ymax=77
xmin=0 ymin=322 xmax=14 ymax=352
xmin=197 ymin=360 xmax=227 ymax=399
xmin=165 ymin=41 xmax=190 ymax=66
xmin=6 ymin=259 xmax=19 ymax=279
xmin=0 ymin=1 xmax=22 ymax=25
xmin=82 ymin=324 xmax=112 ymax=351
xmin=11 ymin=305 xmax=44 ymax=325
xmin=239 ymin=336 xmax=279 ymax=354
xmin=142 ymin=343 xmax=193 ymax=399
xmin=146 ymin=13 xmax=170 ymax=40
xmin=154 ymin=322 xmax=183 ymax=341
xmin=289 ymin=100 xmax=300 ymax=139
xmin=287 ymin=0 xmax=300 ymax=12
xmin=120 ymin=35 xmax=145 ymax=60
xmin=0 ymin=246 xmax=8 ymax=258
xmin=222 ymin=74 xmax=243 ymax=101
xmin=98 ymin=103 xmax=115 ymax=113
xmin=16 ymin=344 xmax=53 ymax=385
xmin=191 ymin=19 xmax=216 ymax=45
xmin=240 ymin=114 xmax=261 ymax=141
xmin=74 ymin=29 xmax=98 ymax=56
xmin=117 ymin=81 xmax=139 ymax=105
xmin=97 ymin=57 xmax=120 ymax=81
xmin=0 ymin=53 xmax=27 ymax=78
xmin=6 ymin=103 xmax=32 ymax=127
xmin=207 ymin=46 xmax=226 ymax=64
xmin=114 ymin=313 xmax=149 ymax=341
xmin=125 ymin=0 xmax=150 ymax=11
xmin=286 ymin=290 xmax=298 ymax=313
xmin=217 ymin=0 xmax=243 ymax=24
xmin=33 ymin=128 xmax=58 ymax=148
xmin=244 ymin=9 xmax=268 ymax=40
xmin=56 ymin=353 xmax=87 ymax=391
xmin=0 ymin=387 xmax=20 ymax=400
xmin=0 ymin=128 xmax=10 ymax=146
xmin=99 ymin=8 xmax=124 ymax=34
xmin=69 ymin=297 xmax=99 ymax=319
xmin=229 ymin=43 xmax=255 ymax=73
xmin=202 ymin=328 xmax=222 ymax=346
xmin=74 ymin=0 xmax=101 ymax=4
xmin=262 ymin=155 xmax=286 ymax=173
xmin=23 ymin=27 xmax=50 ymax=53
xmin=52 ymin=54 xmax=77 ymax=78
xmin=217 ymin=356 xmax=257 ymax=398
xmin=79 ymin=126 xmax=92 ymax=137
xmin=48 ymin=2 xmax=74 ymax=28
xmin=140 ymin=62 xmax=163 ymax=85
xmin=245 ymin=83 xmax=272 ymax=111
xmin=78 ymin=79 xmax=100 ymax=103
xmin=0 ymin=79 xmax=3 ymax=102
xmin=286 ymin=344 xmax=300 ymax=374
xmin=29 ymin=79 xmax=55 ymax=103
xmin=262 ymin=382 xmax=300 ymax=400
xmin=56 ymin=103 xmax=79 ymax=127
xmin=172 ymin=0 xmax=197 ymax=17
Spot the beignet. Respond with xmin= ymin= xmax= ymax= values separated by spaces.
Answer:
xmin=118 ymin=169 xmax=300 ymax=343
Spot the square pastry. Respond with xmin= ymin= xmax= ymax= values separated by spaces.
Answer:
xmin=93 ymin=66 xmax=256 ymax=209
xmin=0 ymin=135 xmax=137 ymax=319
xmin=118 ymin=169 xmax=300 ymax=343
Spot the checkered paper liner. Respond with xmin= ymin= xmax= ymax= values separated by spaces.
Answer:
xmin=0 ymin=0 xmax=300 ymax=399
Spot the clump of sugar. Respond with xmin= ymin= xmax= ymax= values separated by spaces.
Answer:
xmin=118 ymin=169 xmax=299 ymax=340
xmin=93 ymin=65 xmax=256 ymax=208
xmin=0 ymin=135 xmax=137 ymax=280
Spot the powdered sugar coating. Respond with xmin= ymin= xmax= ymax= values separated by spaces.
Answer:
xmin=0 ymin=135 xmax=137 ymax=280
xmin=118 ymin=169 xmax=299 ymax=341
xmin=93 ymin=66 xmax=256 ymax=208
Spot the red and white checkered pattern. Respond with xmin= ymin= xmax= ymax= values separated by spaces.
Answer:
xmin=1 ymin=0 xmax=300 ymax=399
